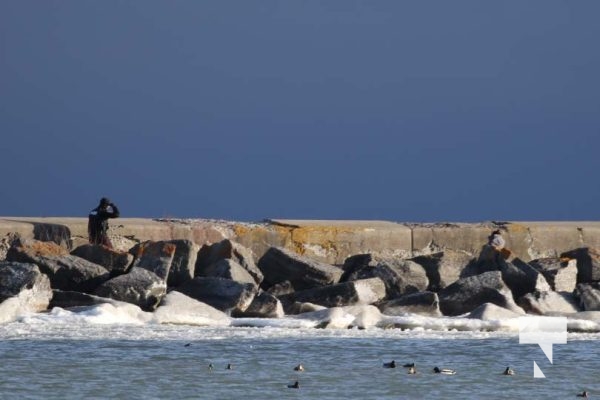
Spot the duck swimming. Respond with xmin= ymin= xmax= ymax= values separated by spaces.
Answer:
xmin=503 ymin=367 xmax=515 ymax=376
xmin=383 ymin=360 xmax=396 ymax=368
xmin=407 ymin=366 xmax=417 ymax=375
xmin=288 ymin=381 xmax=300 ymax=389
xmin=403 ymin=362 xmax=415 ymax=368
xmin=577 ymin=391 xmax=588 ymax=398
xmin=294 ymin=364 xmax=305 ymax=372
xmin=433 ymin=367 xmax=456 ymax=375
xmin=226 ymin=363 xmax=233 ymax=370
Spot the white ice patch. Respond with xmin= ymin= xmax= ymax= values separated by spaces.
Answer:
xmin=0 ymin=288 xmax=51 ymax=324
xmin=0 ymin=295 xmax=34 ymax=324
xmin=287 ymin=305 xmax=383 ymax=329
xmin=231 ymin=318 xmax=317 ymax=329
xmin=18 ymin=302 xmax=153 ymax=326
xmin=351 ymin=305 xmax=383 ymax=329
xmin=378 ymin=313 xmax=524 ymax=332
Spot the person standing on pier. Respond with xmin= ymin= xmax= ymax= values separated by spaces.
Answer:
xmin=88 ymin=197 xmax=120 ymax=248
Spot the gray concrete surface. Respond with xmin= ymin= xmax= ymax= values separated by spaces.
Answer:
xmin=2 ymin=217 xmax=600 ymax=264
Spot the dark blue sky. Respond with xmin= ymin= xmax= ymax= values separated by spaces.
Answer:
xmin=1 ymin=1 xmax=599 ymax=222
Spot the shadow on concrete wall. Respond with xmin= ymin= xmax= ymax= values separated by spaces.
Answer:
xmin=4 ymin=220 xmax=72 ymax=249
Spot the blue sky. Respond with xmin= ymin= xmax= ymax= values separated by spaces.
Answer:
xmin=1 ymin=1 xmax=599 ymax=222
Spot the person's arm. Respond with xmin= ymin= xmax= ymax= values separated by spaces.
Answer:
xmin=97 ymin=204 xmax=120 ymax=219
xmin=109 ymin=203 xmax=120 ymax=218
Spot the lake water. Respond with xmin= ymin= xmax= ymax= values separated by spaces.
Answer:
xmin=0 ymin=305 xmax=598 ymax=399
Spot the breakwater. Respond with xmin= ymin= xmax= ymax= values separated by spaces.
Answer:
xmin=2 ymin=217 xmax=600 ymax=264
xmin=3 ymin=216 xmax=600 ymax=331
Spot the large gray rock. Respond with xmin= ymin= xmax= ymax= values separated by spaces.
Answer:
xmin=94 ymin=267 xmax=167 ymax=311
xmin=576 ymin=283 xmax=600 ymax=311
xmin=6 ymin=238 xmax=69 ymax=258
xmin=279 ymin=277 xmax=386 ymax=313
xmin=130 ymin=241 xmax=177 ymax=280
xmin=499 ymin=258 xmax=551 ymax=300
xmin=258 ymin=247 xmax=342 ymax=290
xmin=341 ymin=254 xmax=428 ymax=298
xmin=467 ymin=302 xmax=524 ymax=320
xmin=0 ymin=262 xmax=52 ymax=313
xmin=199 ymin=259 xmax=257 ymax=287
xmin=530 ymin=257 xmax=578 ymax=292
xmin=234 ymin=291 xmax=284 ymax=318
xmin=438 ymin=271 xmax=523 ymax=316
xmin=475 ymin=245 xmax=550 ymax=299
xmin=377 ymin=291 xmax=441 ymax=317
xmin=167 ymin=240 xmax=199 ymax=288
xmin=176 ymin=277 xmax=258 ymax=314
xmin=197 ymin=239 xmax=263 ymax=285
xmin=6 ymin=239 xmax=110 ymax=293
xmin=560 ymin=248 xmax=600 ymax=283
xmin=71 ymin=244 xmax=134 ymax=276
xmin=517 ymin=291 xmax=580 ymax=315
xmin=410 ymin=250 xmax=477 ymax=291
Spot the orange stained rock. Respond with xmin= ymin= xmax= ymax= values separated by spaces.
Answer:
xmin=18 ymin=240 xmax=69 ymax=257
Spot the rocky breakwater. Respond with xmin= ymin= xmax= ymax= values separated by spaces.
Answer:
xmin=3 ymin=226 xmax=600 ymax=331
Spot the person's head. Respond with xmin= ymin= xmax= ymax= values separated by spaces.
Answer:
xmin=99 ymin=197 xmax=111 ymax=208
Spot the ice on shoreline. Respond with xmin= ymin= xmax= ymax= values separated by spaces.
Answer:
xmin=2 ymin=301 xmax=600 ymax=342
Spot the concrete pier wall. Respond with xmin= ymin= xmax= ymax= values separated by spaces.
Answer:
xmin=2 ymin=217 xmax=599 ymax=264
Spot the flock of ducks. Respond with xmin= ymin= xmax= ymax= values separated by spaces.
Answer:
xmin=205 ymin=361 xmax=306 ymax=388
xmin=189 ymin=343 xmax=590 ymax=396
xmin=380 ymin=361 xmax=589 ymax=397
xmin=382 ymin=360 xmax=461 ymax=375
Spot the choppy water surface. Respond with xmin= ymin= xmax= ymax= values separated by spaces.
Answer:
xmin=1 ymin=320 xmax=599 ymax=399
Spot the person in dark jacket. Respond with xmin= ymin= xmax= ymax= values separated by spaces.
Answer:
xmin=88 ymin=197 xmax=120 ymax=248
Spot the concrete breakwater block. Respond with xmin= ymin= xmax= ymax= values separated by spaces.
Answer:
xmin=71 ymin=244 xmax=134 ymax=276
xmin=377 ymin=291 xmax=442 ymax=317
xmin=176 ymin=276 xmax=258 ymax=314
xmin=438 ymin=271 xmax=523 ymax=316
xmin=529 ymin=257 xmax=578 ymax=292
xmin=258 ymin=246 xmax=343 ymax=291
xmin=0 ymin=262 xmax=52 ymax=315
xmin=410 ymin=250 xmax=477 ymax=291
xmin=197 ymin=239 xmax=263 ymax=286
xmin=341 ymin=254 xmax=429 ymax=298
xmin=94 ymin=267 xmax=167 ymax=312
xmin=7 ymin=239 xmax=110 ymax=293
xmin=279 ymin=277 xmax=386 ymax=313
xmin=517 ymin=290 xmax=580 ymax=315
